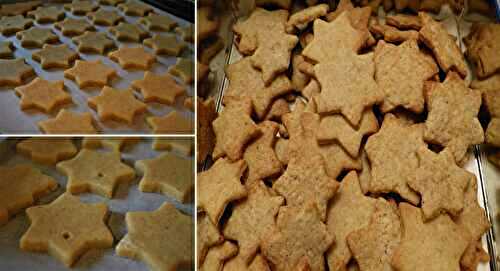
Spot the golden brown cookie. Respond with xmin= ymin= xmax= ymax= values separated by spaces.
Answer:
xmin=201 ymin=241 xmax=238 ymax=271
xmin=169 ymin=57 xmax=193 ymax=84
xmin=16 ymin=27 xmax=59 ymax=48
xmin=386 ymin=14 xmax=422 ymax=30
xmin=464 ymin=23 xmax=500 ymax=79
xmin=64 ymin=0 xmax=98 ymax=15
xmin=64 ymin=59 xmax=117 ymax=88
xmin=0 ymin=164 xmax=57 ymax=226
xmin=82 ymin=137 xmax=139 ymax=152
xmin=175 ymin=24 xmax=194 ymax=43
xmin=109 ymin=46 xmax=156 ymax=70
xmin=135 ymin=153 xmax=193 ymax=202
xmin=38 ymin=109 xmax=97 ymax=134
xmin=197 ymin=7 xmax=219 ymax=43
xmin=223 ymin=253 xmax=271 ymax=271
xmin=27 ymin=6 xmax=65 ymax=23
xmin=264 ymin=98 xmax=290 ymax=121
xmin=0 ymin=41 xmax=14 ymax=58
xmin=198 ymin=213 xmax=223 ymax=266
xmin=143 ymin=34 xmax=186 ymax=56
xmin=109 ymin=22 xmax=149 ymax=42
xmin=117 ymin=0 xmax=153 ymax=16
xmin=32 ymin=44 xmax=79 ymax=69
xmin=483 ymin=89 xmax=500 ymax=147
xmin=15 ymin=78 xmax=72 ymax=113
xmin=131 ymin=71 xmax=186 ymax=105
xmin=16 ymin=138 xmax=77 ymax=165
xmin=0 ymin=59 xmax=35 ymax=87
xmin=87 ymin=9 xmax=123 ymax=26
xmin=57 ymin=149 xmax=136 ymax=198
xmin=139 ymin=13 xmax=177 ymax=31
xmin=147 ymin=111 xmax=194 ymax=134
xmin=152 ymin=138 xmax=193 ymax=156
xmin=286 ymin=4 xmax=329 ymax=33
xmin=88 ymin=86 xmax=146 ymax=124
xmin=72 ymin=31 xmax=115 ymax=54
xmin=21 ymin=193 xmax=113 ymax=267
xmin=55 ymin=18 xmax=94 ymax=37
xmin=197 ymin=98 xmax=217 ymax=163
xmin=370 ymin=23 xmax=419 ymax=43
xmin=0 ymin=15 xmax=33 ymax=35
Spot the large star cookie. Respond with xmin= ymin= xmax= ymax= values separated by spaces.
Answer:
xmin=57 ymin=149 xmax=135 ymax=198
xmin=139 ymin=13 xmax=177 ymax=31
xmin=0 ymin=59 xmax=35 ymax=87
xmin=27 ymin=6 xmax=65 ymax=23
xmin=38 ymin=110 xmax=97 ymax=134
xmin=109 ymin=22 xmax=148 ymax=42
xmin=116 ymin=203 xmax=193 ymax=270
xmin=64 ymin=60 xmax=117 ymax=88
xmin=88 ymin=86 xmax=146 ymax=124
xmin=152 ymin=138 xmax=193 ymax=156
xmin=32 ymin=44 xmax=79 ymax=69
xmin=0 ymin=1 xmax=41 ymax=16
xmin=73 ymin=31 xmax=115 ymax=54
xmin=15 ymin=78 xmax=72 ymax=113
xmin=0 ymin=15 xmax=33 ymax=35
xmin=147 ymin=111 xmax=193 ymax=134
xmin=20 ymin=193 xmax=113 ymax=267
xmin=0 ymin=164 xmax=57 ymax=226
xmin=87 ymin=9 xmax=123 ymax=26
xmin=131 ymin=71 xmax=186 ymax=104
xmin=108 ymin=46 xmax=156 ymax=70
xmin=117 ymin=0 xmax=153 ymax=16
xmin=16 ymin=138 xmax=77 ymax=165
xmin=200 ymin=242 xmax=237 ymax=271
xmin=55 ymin=18 xmax=94 ymax=37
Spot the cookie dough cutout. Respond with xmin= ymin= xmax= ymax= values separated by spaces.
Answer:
xmin=365 ymin=114 xmax=425 ymax=204
xmin=82 ymin=138 xmax=139 ymax=152
xmin=213 ymin=97 xmax=260 ymax=161
xmin=147 ymin=111 xmax=193 ymax=134
xmin=0 ymin=15 xmax=33 ymax=36
xmin=16 ymin=27 xmax=59 ymax=48
xmin=73 ymin=31 xmax=115 ymax=54
xmin=109 ymin=22 xmax=149 ymax=42
xmin=64 ymin=0 xmax=98 ymax=15
xmin=0 ymin=1 xmax=41 ymax=16
xmin=55 ymin=18 xmax=94 ymax=37
xmin=392 ymin=203 xmax=470 ymax=271
xmin=139 ymin=13 xmax=177 ymax=31
xmin=57 ymin=149 xmax=136 ymax=198
xmin=152 ymin=138 xmax=193 ymax=156
xmin=424 ymin=72 xmax=484 ymax=164
xmin=197 ymin=158 xmax=247 ymax=224
xmin=28 ymin=6 xmax=65 ymax=24
xmin=32 ymin=44 xmax=79 ymax=70
xmin=169 ymin=57 xmax=193 ymax=84
xmin=197 ymin=98 xmax=217 ymax=163
xmin=88 ymin=86 xmax=147 ymax=124
xmin=87 ymin=9 xmax=123 ymax=26
xmin=175 ymin=25 xmax=194 ymax=43
xmin=116 ymin=203 xmax=193 ymax=270
xmin=109 ymin=47 xmax=156 ymax=70
xmin=132 ymin=71 xmax=186 ymax=105
xmin=16 ymin=138 xmax=77 ymax=165
xmin=38 ymin=110 xmax=97 ymax=134
xmin=64 ymin=60 xmax=117 ymax=88
xmin=0 ymin=164 xmax=57 ymax=226
xmin=0 ymin=59 xmax=35 ymax=87
xmin=144 ymin=34 xmax=186 ymax=56
xmin=118 ymin=0 xmax=153 ymax=16
xmin=15 ymin=78 xmax=72 ymax=113
xmin=135 ymin=153 xmax=194 ymax=202
xmin=198 ymin=213 xmax=223 ymax=266
xmin=20 ymin=193 xmax=113 ymax=267
xmin=262 ymin=203 xmax=334 ymax=271
xmin=0 ymin=41 xmax=14 ymax=58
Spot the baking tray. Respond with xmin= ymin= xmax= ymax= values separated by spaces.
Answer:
xmin=0 ymin=137 xmax=194 ymax=270
xmin=202 ymin=2 xmax=497 ymax=270
xmin=0 ymin=0 xmax=194 ymax=134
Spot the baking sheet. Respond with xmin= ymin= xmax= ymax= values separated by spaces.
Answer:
xmin=0 ymin=137 xmax=194 ymax=270
xmin=0 ymin=0 xmax=194 ymax=134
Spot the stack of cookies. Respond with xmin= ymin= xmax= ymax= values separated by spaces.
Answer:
xmin=197 ymin=0 xmax=496 ymax=270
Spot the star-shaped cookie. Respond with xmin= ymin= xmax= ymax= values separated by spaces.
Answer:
xmin=0 ymin=1 xmax=41 ymax=16
xmin=64 ymin=0 xmax=98 ymax=15
xmin=82 ymin=137 xmax=139 ymax=152
xmin=27 ymin=6 xmax=65 ymax=23
xmin=108 ymin=46 xmax=156 ymax=70
xmin=197 ymin=158 xmax=247 ymax=224
xmin=424 ymin=72 xmax=484 ymax=163
xmin=117 ymin=0 xmax=153 ymax=16
xmin=135 ymin=153 xmax=194 ymax=202
xmin=20 ymin=193 xmax=113 ymax=267
xmin=15 ymin=78 xmax=72 ymax=113
xmin=197 ymin=98 xmax=217 ymax=163
xmin=73 ymin=31 xmax=115 ymax=54
xmin=55 ymin=18 xmax=94 ymax=37
xmin=88 ymin=86 xmax=147 ymax=124
xmin=109 ymin=22 xmax=148 ymax=42
xmin=0 ymin=164 xmax=57 ymax=226
xmin=314 ymin=52 xmax=384 ymax=126
xmin=32 ymin=44 xmax=79 ymax=69
xmin=0 ymin=41 xmax=14 ymax=58
xmin=64 ymin=59 xmax=117 ymax=88
xmin=88 ymin=9 xmax=123 ymax=26
xmin=152 ymin=138 xmax=193 ymax=156
xmin=0 ymin=59 xmax=35 ymax=87
xmin=262 ymin=203 xmax=334 ymax=271
xmin=147 ymin=111 xmax=193 ymax=134
xmin=16 ymin=138 xmax=77 ymax=165
xmin=116 ymin=203 xmax=193 ymax=271
xmin=139 ymin=13 xmax=177 ymax=31
xmin=143 ymin=34 xmax=186 ymax=56
xmin=38 ymin=109 xmax=97 ymax=134
xmin=99 ymin=0 xmax=125 ymax=5
xmin=0 ymin=15 xmax=33 ymax=35
xmin=175 ymin=25 xmax=194 ymax=42
xmin=213 ymin=97 xmax=260 ymax=161
xmin=16 ymin=27 xmax=59 ymax=48
xmin=365 ymin=114 xmax=425 ymax=204
xmin=169 ymin=57 xmax=193 ymax=84
xmin=198 ymin=213 xmax=223 ymax=265
xmin=131 ymin=71 xmax=186 ymax=105
xmin=57 ymin=149 xmax=136 ymax=198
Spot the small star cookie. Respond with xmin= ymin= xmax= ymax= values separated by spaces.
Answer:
xmin=131 ymin=71 xmax=186 ymax=105
xmin=152 ymin=138 xmax=193 ymax=156
xmin=0 ymin=59 xmax=35 ymax=87
xmin=20 ymin=193 xmax=113 ymax=267
xmin=0 ymin=164 xmax=57 ymax=226
xmin=15 ymin=78 xmax=72 ymax=113
xmin=109 ymin=22 xmax=148 ymax=42
xmin=0 ymin=41 xmax=14 ymax=58
xmin=32 ymin=44 xmax=79 ymax=69
xmin=88 ymin=86 xmax=147 ymax=124
xmin=116 ymin=203 xmax=193 ymax=270
xmin=175 ymin=25 xmax=194 ymax=42
xmin=0 ymin=15 xmax=33 ymax=35
xmin=143 ymin=34 xmax=186 ymax=56
xmin=386 ymin=14 xmax=422 ymax=30
xmin=56 ymin=149 xmax=136 ymax=198
xmin=38 ymin=109 xmax=97 ymax=134
xmin=64 ymin=59 xmax=117 ymax=88
xmin=139 ymin=13 xmax=177 ymax=31
xmin=108 ymin=46 xmax=156 ymax=70
xmin=147 ymin=111 xmax=194 ymax=134
xmin=197 ymin=158 xmax=247 ymax=224
xmin=117 ymin=0 xmax=153 ymax=16
xmin=16 ymin=27 xmax=59 ymax=48
xmin=169 ymin=57 xmax=193 ymax=84
xmin=55 ymin=18 xmax=94 ymax=37
xmin=27 ymin=6 xmax=65 ymax=24
xmin=88 ymin=9 xmax=123 ymax=26
xmin=16 ymin=138 xmax=77 ymax=165
xmin=135 ymin=153 xmax=194 ymax=202
xmin=73 ymin=31 xmax=115 ymax=54
xmin=64 ymin=0 xmax=98 ymax=15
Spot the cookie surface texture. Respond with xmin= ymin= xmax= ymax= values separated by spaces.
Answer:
xmin=32 ymin=44 xmax=79 ymax=69
xmin=16 ymin=138 xmax=77 ymax=165
xmin=132 ymin=71 xmax=186 ymax=105
xmin=88 ymin=86 xmax=146 ymax=124
xmin=15 ymin=78 xmax=72 ymax=113
xmin=38 ymin=110 xmax=97 ymax=134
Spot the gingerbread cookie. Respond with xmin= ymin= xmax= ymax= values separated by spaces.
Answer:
xmin=175 ymin=24 xmax=194 ymax=42
xmin=0 ymin=15 xmax=33 ymax=35
xmin=28 ymin=6 xmax=65 ymax=23
xmin=135 ymin=153 xmax=194 ymax=202
xmin=38 ymin=110 xmax=97 ymax=134
xmin=286 ymin=4 xmax=329 ymax=33
xmin=32 ymin=44 xmax=79 ymax=69
xmin=88 ymin=9 xmax=123 ymax=26
xmin=139 ymin=13 xmax=177 ymax=31
xmin=147 ymin=111 xmax=193 ymax=134
xmin=57 ymin=149 xmax=136 ymax=198
xmin=64 ymin=59 xmax=117 ymax=88
xmin=197 ymin=98 xmax=217 ymax=163
xmin=143 ymin=34 xmax=186 ymax=56
xmin=223 ymin=253 xmax=271 ymax=271
xmin=198 ymin=213 xmax=223 ymax=265
xmin=483 ymin=89 xmax=500 ymax=147
xmin=464 ymin=23 xmax=500 ymax=78
xmin=109 ymin=46 xmax=156 ymax=70
xmin=117 ymin=0 xmax=153 ymax=16
xmin=386 ymin=14 xmax=422 ymax=30
xmin=0 ymin=164 xmax=57 ymax=226
xmin=109 ymin=22 xmax=148 ymax=42
xmin=168 ymin=57 xmax=193 ymax=84
xmin=15 ymin=78 xmax=72 ymax=113
xmin=72 ymin=31 xmax=115 ymax=54
xmin=55 ymin=18 xmax=94 ymax=37
xmin=131 ymin=71 xmax=185 ymax=105
xmin=264 ymin=98 xmax=290 ymax=121
xmin=88 ymin=86 xmax=147 ymax=124
xmin=370 ymin=23 xmax=419 ymax=43
xmin=16 ymin=138 xmax=77 ymax=165
xmin=64 ymin=0 xmax=98 ymax=15
xmin=0 ymin=41 xmax=14 ymax=58
xmin=0 ymin=59 xmax=35 ymax=87
xmin=16 ymin=27 xmax=59 ymax=48
xmin=21 ymin=193 xmax=113 ymax=267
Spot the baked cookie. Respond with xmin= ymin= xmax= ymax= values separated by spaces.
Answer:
xmin=64 ymin=59 xmax=117 ymax=88
xmin=108 ymin=46 xmax=156 ymax=70
xmin=197 ymin=213 xmax=223 ymax=266
xmin=169 ymin=57 xmax=193 ymax=84
xmin=139 ymin=13 xmax=177 ymax=31
xmin=0 ymin=15 xmax=33 ymax=35
xmin=147 ymin=111 xmax=193 ymax=134
xmin=286 ymin=4 xmax=329 ymax=33
xmin=0 ymin=59 xmax=35 ymax=87
xmin=27 ymin=6 xmax=65 ymax=23
xmin=64 ymin=0 xmax=98 ymax=15
xmin=72 ymin=31 xmax=115 ymax=54
xmin=131 ymin=71 xmax=186 ymax=105
xmin=143 ymin=34 xmax=186 ymax=56
xmin=38 ymin=110 xmax=97 ymax=134
xmin=87 ymin=9 xmax=123 ymax=26
xmin=200 ymin=241 xmax=237 ymax=271
xmin=16 ymin=27 xmax=59 ymax=48
xmin=464 ymin=23 xmax=500 ymax=79
xmin=88 ymin=86 xmax=147 ymax=124
xmin=15 ymin=78 xmax=72 ymax=113
xmin=117 ymin=0 xmax=153 ymax=16
xmin=197 ymin=98 xmax=217 ymax=163
xmin=55 ymin=18 xmax=94 ymax=36
xmin=32 ymin=44 xmax=79 ymax=69
xmin=109 ymin=22 xmax=148 ymax=42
